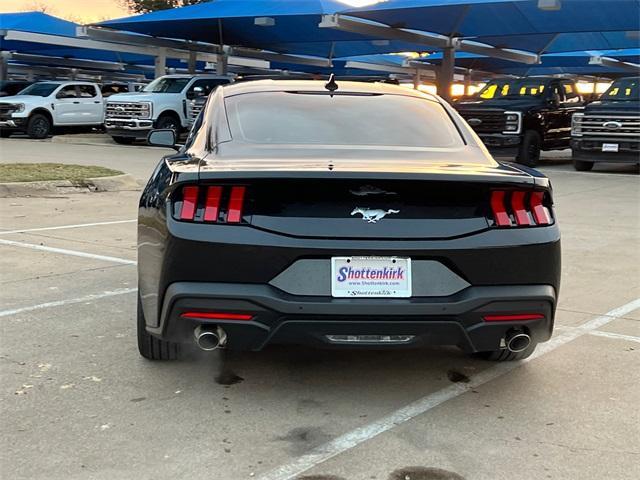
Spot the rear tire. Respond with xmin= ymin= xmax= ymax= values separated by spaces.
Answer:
xmin=26 ymin=113 xmax=51 ymax=139
xmin=572 ymin=158 xmax=594 ymax=171
xmin=137 ymin=295 xmax=180 ymax=361
xmin=112 ymin=136 xmax=135 ymax=145
xmin=516 ymin=130 xmax=541 ymax=167
xmin=475 ymin=342 xmax=537 ymax=361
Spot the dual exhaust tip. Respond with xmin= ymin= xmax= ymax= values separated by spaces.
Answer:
xmin=506 ymin=330 xmax=531 ymax=353
xmin=194 ymin=325 xmax=227 ymax=351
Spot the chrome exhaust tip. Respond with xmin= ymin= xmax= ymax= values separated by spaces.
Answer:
xmin=194 ymin=325 xmax=227 ymax=351
xmin=506 ymin=331 xmax=531 ymax=353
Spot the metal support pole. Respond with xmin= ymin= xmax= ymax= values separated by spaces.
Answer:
xmin=154 ymin=48 xmax=167 ymax=79
xmin=187 ymin=51 xmax=197 ymax=74
xmin=413 ymin=68 xmax=421 ymax=90
xmin=216 ymin=52 xmax=228 ymax=75
xmin=464 ymin=72 xmax=472 ymax=96
xmin=0 ymin=52 xmax=9 ymax=81
xmin=437 ymin=46 xmax=455 ymax=102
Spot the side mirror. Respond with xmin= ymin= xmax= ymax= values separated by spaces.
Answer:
xmin=147 ymin=129 xmax=179 ymax=150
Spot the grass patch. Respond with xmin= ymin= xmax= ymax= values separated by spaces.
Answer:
xmin=0 ymin=163 xmax=124 ymax=183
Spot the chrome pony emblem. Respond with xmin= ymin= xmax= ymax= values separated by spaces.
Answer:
xmin=351 ymin=207 xmax=400 ymax=223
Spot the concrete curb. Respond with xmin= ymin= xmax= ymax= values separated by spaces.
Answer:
xmin=0 ymin=173 xmax=141 ymax=197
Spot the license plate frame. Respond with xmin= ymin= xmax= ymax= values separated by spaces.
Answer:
xmin=331 ymin=256 xmax=412 ymax=298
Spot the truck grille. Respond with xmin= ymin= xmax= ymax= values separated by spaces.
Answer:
xmin=458 ymin=110 xmax=507 ymax=134
xmin=106 ymin=102 xmax=150 ymax=119
xmin=575 ymin=114 xmax=640 ymax=137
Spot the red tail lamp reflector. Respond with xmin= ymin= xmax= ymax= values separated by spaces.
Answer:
xmin=180 ymin=311 xmax=253 ymax=321
xmin=180 ymin=186 xmax=199 ymax=220
xmin=227 ymin=186 xmax=246 ymax=223
xmin=529 ymin=191 xmax=551 ymax=225
xmin=490 ymin=190 xmax=511 ymax=226
xmin=483 ymin=314 xmax=544 ymax=322
xmin=511 ymin=191 xmax=533 ymax=226
xmin=203 ymin=186 xmax=223 ymax=222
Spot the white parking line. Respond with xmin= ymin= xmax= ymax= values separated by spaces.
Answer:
xmin=0 ymin=238 xmax=137 ymax=265
xmin=257 ymin=297 xmax=640 ymax=480
xmin=0 ymin=219 xmax=136 ymax=235
xmin=0 ymin=288 xmax=137 ymax=318
xmin=588 ymin=330 xmax=640 ymax=343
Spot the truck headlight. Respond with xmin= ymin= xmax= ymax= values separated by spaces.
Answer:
xmin=12 ymin=103 xmax=25 ymax=114
xmin=571 ymin=113 xmax=583 ymax=137
xmin=139 ymin=102 xmax=152 ymax=119
xmin=503 ymin=111 xmax=522 ymax=135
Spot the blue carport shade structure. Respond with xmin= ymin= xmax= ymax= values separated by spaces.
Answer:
xmin=0 ymin=12 xmax=154 ymax=66
xmin=424 ymin=49 xmax=640 ymax=77
xmin=98 ymin=0 xmax=435 ymax=58
xmin=342 ymin=0 xmax=640 ymax=54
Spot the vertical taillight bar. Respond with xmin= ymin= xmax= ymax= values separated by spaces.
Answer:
xmin=226 ymin=186 xmax=246 ymax=223
xmin=511 ymin=191 xmax=533 ymax=226
xmin=180 ymin=186 xmax=199 ymax=220
xmin=529 ymin=191 xmax=551 ymax=225
xmin=490 ymin=191 xmax=512 ymax=226
xmin=203 ymin=186 xmax=222 ymax=222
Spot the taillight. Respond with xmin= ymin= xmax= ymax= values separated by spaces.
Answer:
xmin=490 ymin=190 xmax=552 ymax=228
xmin=174 ymin=185 xmax=247 ymax=223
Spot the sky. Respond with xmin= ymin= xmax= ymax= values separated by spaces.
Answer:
xmin=0 ymin=0 xmax=382 ymax=23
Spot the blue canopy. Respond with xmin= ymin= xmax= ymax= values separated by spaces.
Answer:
xmin=99 ymin=0 xmax=436 ymax=58
xmin=424 ymin=49 xmax=640 ymax=76
xmin=343 ymin=0 xmax=640 ymax=53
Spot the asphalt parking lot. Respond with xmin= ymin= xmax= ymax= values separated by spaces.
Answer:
xmin=1 ymin=138 xmax=639 ymax=480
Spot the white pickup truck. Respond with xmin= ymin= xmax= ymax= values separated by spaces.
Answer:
xmin=0 ymin=81 xmax=105 ymax=139
xmin=104 ymin=74 xmax=233 ymax=144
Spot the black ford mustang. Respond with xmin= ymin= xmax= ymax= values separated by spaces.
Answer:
xmin=137 ymin=79 xmax=560 ymax=362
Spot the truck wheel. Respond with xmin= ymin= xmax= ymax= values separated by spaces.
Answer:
xmin=475 ymin=342 xmax=537 ymax=361
xmin=112 ymin=136 xmax=135 ymax=145
xmin=155 ymin=114 xmax=180 ymax=134
xmin=516 ymin=130 xmax=541 ymax=167
xmin=137 ymin=295 xmax=180 ymax=361
xmin=26 ymin=113 xmax=51 ymax=139
xmin=573 ymin=158 xmax=594 ymax=171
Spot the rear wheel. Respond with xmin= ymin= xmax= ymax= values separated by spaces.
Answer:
xmin=475 ymin=342 xmax=537 ymax=361
xmin=26 ymin=113 xmax=51 ymax=139
xmin=112 ymin=136 xmax=135 ymax=145
xmin=137 ymin=295 xmax=180 ymax=361
xmin=573 ymin=158 xmax=594 ymax=171
xmin=516 ymin=130 xmax=541 ymax=167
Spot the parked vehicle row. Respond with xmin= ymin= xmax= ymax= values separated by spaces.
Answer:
xmin=455 ymin=75 xmax=639 ymax=170
xmin=0 ymin=75 xmax=637 ymax=171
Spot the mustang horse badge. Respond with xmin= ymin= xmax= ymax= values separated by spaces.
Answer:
xmin=351 ymin=207 xmax=400 ymax=223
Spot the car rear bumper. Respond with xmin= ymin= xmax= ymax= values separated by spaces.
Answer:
xmin=149 ymin=282 xmax=556 ymax=352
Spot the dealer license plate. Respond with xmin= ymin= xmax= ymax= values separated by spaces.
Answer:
xmin=602 ymin=143 xmax=619 ymax=152
xmin=331 ymin=256 xmax=412 ymax=298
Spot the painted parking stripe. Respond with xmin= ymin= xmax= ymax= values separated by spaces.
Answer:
xmin=257 ymin=297 xmax=640 ymax=480
xmin=0 ymin=288 xmax=137 ymax=318
xmin=0 ymin=219 xmax=136 ymax=235
xmin=588 ymin=330 xmax=640 ymax=343
xmin=0 ymin=238 xmax=136 ymax=265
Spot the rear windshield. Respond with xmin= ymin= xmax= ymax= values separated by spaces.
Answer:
xmin=224 ymin=92 xmax=463 ymax=148
xmin=601 ymin=78 xmax=639 ymax=101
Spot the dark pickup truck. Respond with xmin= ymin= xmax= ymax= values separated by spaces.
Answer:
xmin=571 ymin=76 xmax=640 ymax=171
xmin=456 ymin=77 xmax=584 ymax=166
